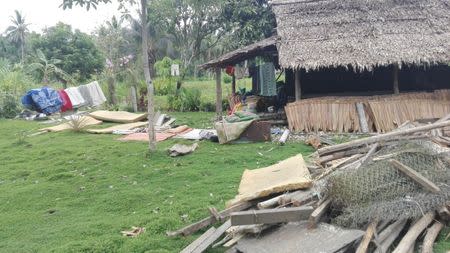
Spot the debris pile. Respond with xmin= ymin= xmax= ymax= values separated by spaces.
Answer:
xmin=170 ymin=115 xmax=450 ymax=253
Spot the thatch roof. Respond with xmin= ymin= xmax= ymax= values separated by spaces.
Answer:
xmin=272 ymin=0 xmax=450 ymax=71
xmin=199 ymin=36 xmax=278 ymax=69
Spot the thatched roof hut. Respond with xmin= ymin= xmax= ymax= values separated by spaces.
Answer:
xmin=272 ymin=0 xmax=450 ymax=71
xmin=199 ymin=35 xmax=278 ymax=69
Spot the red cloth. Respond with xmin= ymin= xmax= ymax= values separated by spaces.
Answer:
xmin=58 ymin=90 xmax=73 ymax=112
xmin=225 ymin=66 xmax=235 ymax=76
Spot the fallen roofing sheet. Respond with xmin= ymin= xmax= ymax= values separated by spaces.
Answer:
xmin=40 ymin=116 xmax=102 ymax=132
xmin=235 ymin=222 xmax=364 ymax=253
xmin=227 ymin=154 xmax=312 ymax=207
xmin=89 ymin=110 xmax=148 ymax=123
xmin=86 ymin=121 xmax=147 ymax=134
xmin=117 ymin=132 xmax=175 ymax=142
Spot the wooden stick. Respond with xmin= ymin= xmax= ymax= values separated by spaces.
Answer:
xmin=180 ymin=227 xmax=216 ymax=253
xmin=375 ymin=220 xmax=408 ymax=253
xmin=389 ymin=159 xmax=441 ymax=193
xmin=308 ymin=198 xmax=331 ymax=229
xmin=421 ymin=221 xmax=444 ymax=253
xmin=279 ymin=190 xmax=315 ymax=206
xmin=392 ymin=212 xmax=435 ymax=253
xmin=355 ymin=143 xmax=379 ymax=169
xmin=356 ymin=220 xmax=378 ymax=253
xmin=317 ymin=120 xmax=450 ymax=156
xmin=257 ymin=193 xmax=289 ymax=209
xmin=186 ymin=220 xmax=232 ymax=253
xmin=167 ymin=201 xmax=253 ymax=237
xmin=223 ymin=233 xmax=245 ymax=248
xmin=230 ymin=206 xmax=313 ymax=226
xmin=279 ymin=129 xmax=290 ymax=145
xmin=316 ymin=154 xmax=363 ymax=180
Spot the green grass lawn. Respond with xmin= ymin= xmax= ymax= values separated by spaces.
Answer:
xmin=0 ymin=112 xmax=312 ymax=253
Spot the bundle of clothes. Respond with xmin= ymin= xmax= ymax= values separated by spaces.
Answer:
xmin=21 ymin=81 xmax=106 ymax=115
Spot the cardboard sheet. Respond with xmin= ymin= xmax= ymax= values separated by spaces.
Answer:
xmin=227 ymin=154 xmax=312 ymax=207
xmin=89 ymin=110 xmax=148 ymax=123
xmin=40 ymin=116 xmax=102 ymax=132
xmin=117 ymin=132 xmax=175 ymax=142
xmin=86 ymin=121 xmax=147 ymax=134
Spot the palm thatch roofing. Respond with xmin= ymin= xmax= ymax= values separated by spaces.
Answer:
xmin=199 ymin=36 xmax=278 ymax=69
xmin=272 ymin=0 xmax=450 ymax=71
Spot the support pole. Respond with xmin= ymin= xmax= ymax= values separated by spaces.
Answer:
xmin=215 ymin=68 xmax=223 ymax=118
xmin=393 ymin=64 xmax=399 ymax=94
xmin=295 ymin=69 xmax=302 ymax=101
xmin=232 ymin=73 xmax=236 ymax=96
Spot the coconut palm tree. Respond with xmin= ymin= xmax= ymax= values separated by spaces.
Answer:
xmin=5 ymin=10 xmax=29 ymax=63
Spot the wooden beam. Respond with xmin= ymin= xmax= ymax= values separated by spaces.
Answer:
xmin=317 ymin=120 xmax=450 ymax=156
xmin=295 ymin=70 xmax=301 ymax=101
xmin=375 ymin=220 xmax=407 ymax=253
xmin=230 ymin=206 xmax=313 ymax=226
xmin=356 ymin=220 xmax=378 ymax=253
xmin=356 ymin=102 xmax=370 ymax=133
xmin=215 ymin=68 xmax=222 ymax=117
xmin=180 ymin=227 xmax=216 ymax=253
xmin=181 ymin=220 xmax=232 ymax=253
xmin=389 ymin=159 xmax=441 ymax=193
xmin=393 ymin=64 xmax=400 ymax=94
xmin=167 ymin=201 xmax=252 ymax=237
xmin=392 ymin=212 xmax=435 ymax=253
xmin=231 ymin=73 xmax=236 ymax=96
xmin=308 ymin=199 xmax=331 ymax=229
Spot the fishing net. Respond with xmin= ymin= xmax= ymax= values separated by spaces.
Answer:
xmin=326 ymin=140 xmax=450 ymax=228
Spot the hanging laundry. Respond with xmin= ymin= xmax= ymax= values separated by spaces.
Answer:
xmin=86 ymin=81 xmax=107 ymax=106
xmin=21 ymin=87 xmax=63 ymax=115
xmin=78 ymin=85 xmax=93 ymax=107
xmin=64 ymin=87 xmax=86 ymax=108
xmin=58 ymin=90 xmax=73 ymax=112
xmin=259 ymin=62 xmax=277 ymax=97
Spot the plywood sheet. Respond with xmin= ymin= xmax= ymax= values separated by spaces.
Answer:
xmin=89 ymin=110 xmax=148 ymax=123
xmin=236 ymin=222 xmax=364 ymax=253
xmin=227 ymin=154 xmax=312 ymax=207
xmin=40 ymin=116 xmax=102 ymax=132
xmin=86 ymin=121 xmax=147 ymax=134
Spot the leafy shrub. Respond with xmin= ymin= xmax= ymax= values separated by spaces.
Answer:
xmin=154 ymin=78 xmax=175 ymax=96
xmin=0 ymin=94 xmax=20 ymax=118
xmin=167 ymin=88 xmax=201 ymax=112
xmin=154 ymin=57 xmax=181 ymax=79
xmin=199 ymin=101 xmax=215 ymax=112
xmin=223 ymin=74 xmax=232 ymax=84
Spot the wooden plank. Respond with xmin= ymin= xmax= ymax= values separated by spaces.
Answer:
xmin=375 ymin=220 xmax=407 ymax=253
xmin=392 ymin=212 xmax=435 ymax=253
xmin=317 ymin=120 xmax=450 ymax=156
xmin=167 ymin=201 xmax=253 ymax=237
xmin=230 ymin=206 xmax=313 ymax=226
xmin=356 ymin=102 xmax=369 ymax=133
xmin=190 ymin=220 xmax=232 ymax=253
xmin=180 ymin=227 xmax=216 ymax=253
xmin=356 ymin=220 xmax=378 ymax=253
xmin=422 ymin=221 xmax=444 ymax=253
xmin=308 ymin=198 xmax=331 ymax=229
xmin=389 ymin=159 xmax=441 ymax=193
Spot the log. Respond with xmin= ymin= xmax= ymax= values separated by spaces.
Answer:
xmin=375 ymin=220 xmax=407 ymax=253
xmin=230 ymin=206 xmax=313 ymax=226
xmin=392 ymin=212 xmax=435 ymax=253
xmin=356 ymin=220 xmax=378 ymax=253
xmin=184 ymin=220 xmax=232 ymax=253
xmin=355 ymin=143 xmax=379 ymax=169
xmin=389 ymin=159 xmax=441 ymax=193
xmin=317 ymin=120 xmax=450 ymax=156
xmin=279 ymin=190 xmax=315 ymax=206
xmin=308 ymin=199 xmax=331 ymax=229
xmin=279 ymin=129 xmax=290 ymax=145
xmin=167 ymin=201 xmax=253 ymax=237
xmin=223 ymin=233 xmax=245 ymax=248
xmin=258 ymin=193 xmax=289 ymax=209
xmin=421 ymin=221 xmax=444 ymax=253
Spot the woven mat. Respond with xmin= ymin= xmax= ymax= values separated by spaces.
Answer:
xmin=89 ymin=110 xmax=148 ymax=123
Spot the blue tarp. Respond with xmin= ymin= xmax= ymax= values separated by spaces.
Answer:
xmin=21 ymin=87 xmax=63 ymax=115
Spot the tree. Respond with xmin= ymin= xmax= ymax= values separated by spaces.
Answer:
xmin=28 ymin=49 xmax=70 ymax=84
xmin=61 ymin=0 xmax=157 ymax=152
xmin=31 ymin=23 xmax=104 ymax=81
xmin=5 ymin=10 xmax=30 ymax=63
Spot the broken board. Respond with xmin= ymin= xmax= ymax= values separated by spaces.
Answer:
xmin=89 ymin=110 xmax=148 ymax=123
xmin=235 ymin=221 xmax=364 ymax=253
xmin=227 ymin=154 xmax=312 ymax=207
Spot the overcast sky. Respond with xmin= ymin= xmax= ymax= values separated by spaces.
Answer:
xmin=0 ymin=0 xmax=129 ymax=34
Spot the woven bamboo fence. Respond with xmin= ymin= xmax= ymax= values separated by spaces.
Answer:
xmin=285 ymin=89 xmax=450 ymax=133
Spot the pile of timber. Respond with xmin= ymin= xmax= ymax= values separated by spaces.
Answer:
xmin=170 ymin=115 xmax=450 ymax=253
xmin=285 ymin=89 xmax=450 ymax=133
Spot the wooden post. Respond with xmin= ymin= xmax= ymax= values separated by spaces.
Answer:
xmin=295 ymin=69 xmax=301 ymax=101
xmin=232 ymin=73 xmax=236 ymax=96
xmin=215 ymin=68 xmax=223 ymax=117
xmin=393 ymin=64 xmax=400 ymax=94
xmin=131 ymin=86 xmax=138 ymax=112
